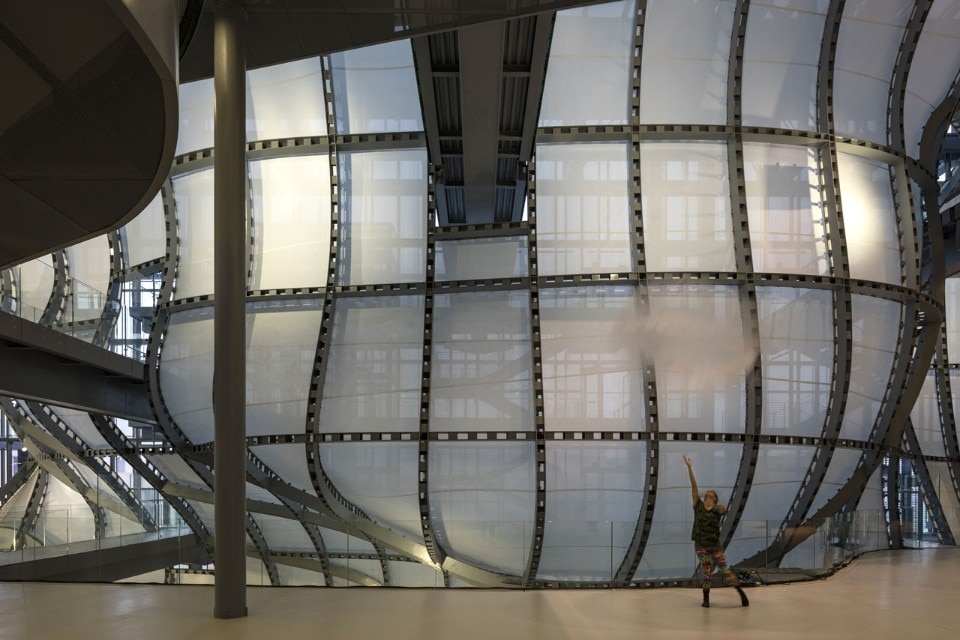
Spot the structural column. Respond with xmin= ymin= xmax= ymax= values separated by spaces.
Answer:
xmin=213 ymin=0 xmax=247 ymax=619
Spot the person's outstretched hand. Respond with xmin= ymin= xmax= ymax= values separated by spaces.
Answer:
xmin=683 ymin=455 xmax=692 ymax=467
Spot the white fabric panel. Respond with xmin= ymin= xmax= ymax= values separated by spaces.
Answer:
xmin=538 ymin=0 xmax=635 ymax=126
xmin=146 ymin=454 xmax=207 ymax=489
xmin=188 ymin=500 xmax=216 ymax=532
xmin=250 ymin=444 xmax=315 ymax=494
xmin=176 ymin=78 xmax=214 ymax=155
xmin=276 ymin=563 xmax=326 ymax=586
xmin=248 ymin=57 xmax=326 ymax=141
xmin=159 ymin=308 xmax=214 ymax=444
xmin=338 ymin=149 xmax=428 ymax=286
xmin=839 ymin=295 xmax=901 ymax=441
xmin=834 ymin=0 xmax=913 ymax=144
xmin=640 ymin=0 xmax=735 ymax=124
xmin=535 ymin=142 xmax=633 ymax=276
xmin=246 ymin=482 xmax=282 ymax=506
xmin=946 ymin=277 xmax=960 ymax=362
xmin=247 ymin=558 xmax=271 ymax=587
xmin=744 ymin=143 xmax=828 ymax=275
xmin=435 ymin=237 xmax=529 ymax=282
xmin=0 ymin=470 xmax=37 ymax=527
xmin=319 ymin=296 xmax=423 ymax=433
xmin=52 ymin=407 xmax=107 ymax=448
xmin=318 ymin=527 xmax=377 ymax=555
xmin=648 ymin=284 xmax=747 ymax=434
xmin=634 ymin=442 xmax=741 ymax=579
xmin=912 ymin=373 xmax=946 ymax=458
xmin=246 ymin=302 xmax=323 ymax=438
xmin=171 ymin=169 xmax=215 ymax=300
xmin=951 ymin=371 xmax=960 ymax=452
xmin=807 ymin=448 xmax=862 ymax=517
xmin=640 ymin=141 xmax=736 ymax=271
xmin=903 ymin=0 xmax=960 ymax=158
xmin=249 ymin=155 xmax=331 ymax=290
xmin=330 ymin=40 xmax=423 ymax=135
xmin=929 ymin=461 xmax=960 ymax=537
xmin=539 ymin=286 xmax=645 ymax=432
xmin=64 ymin=235 xmax=109 ymax=325
xmin=431 ymin=291 xmax=533 ymax=433
xmin=537 ymin=442 xmax=646 ymax=581
xmin=742 ymin=1 xmax=827 ymax=130
xmin=757 ymin=287 xmax=833 ymax=437
xmin=124 ymin=191 xmax=166 ymax=267
xmin=727 ymin=445 xmax=815 ymax=564
xmin=387 ymin=560 xmax=444 ymax=587
xmin=837 ymin=152 xmax=901 ymax=285
xmin=35 ymin=475 xmax=94 ymax=545
xmin=253 ymin=514 xmax=315 ymax=552
xmin=429 ymin=442 xmax=536 ymax=575
xmin=16 ymin=258 xmax=54 ymax=320
xmin=320 ymin=443 xmax=423 ymax=543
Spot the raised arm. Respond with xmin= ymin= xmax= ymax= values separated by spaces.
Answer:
xmin=683 ymin=455 xmax=698 ymax=506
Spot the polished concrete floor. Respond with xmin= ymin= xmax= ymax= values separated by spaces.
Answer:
xmin=0 ymin=547 xmax=956 ymax=639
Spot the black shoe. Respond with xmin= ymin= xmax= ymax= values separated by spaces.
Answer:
xmin=702 ymin=590 xmax=710 ymax=608
xmin=736 ymin=586 xmax=749 ymax=607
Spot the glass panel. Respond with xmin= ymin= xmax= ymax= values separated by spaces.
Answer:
xmin=744 ymin=143 xmax=828 ymax=275
xmin=388 ymin=560 xmax=443 ymax=587
xmin=248 ymin=57 xmax=326 ymax=141
xmin=839 ymin=294 xmax=901 ymax=441
xmin=124 ymin=192 xmax=166 ymax=267
xmin=17 ymin=258 xmax=54 ymax=316
xmin=540 ymin=286 xmax=646 ymax=433
xmin=330 ymin=40 xmax=423 ymax=135
xmin=648 ymin=284 xmax=746 ymax=434
xmin=640 ymin=141 xmax=736 ymax=272
xmin=930 ymin=461 xmax=960 ymax=536
xmin=429 ymin=442 xmax=535 ymax=575
xmin=431 ymin=291 xmax=533 ymax=433
xmin=535 ymin=142 xmax=633 ymax=276
xmin=338 ymin=149 xmax=428 ymax=286
xmin=159 ymin=308 xmax=214 ymax=444
xmin=435 ymin=237 xmax=528 ymax=281
xmin=246 ymin=301 xmax=323 ymax=438
xmin=808 ymin=448 xmax=862 ymax=515
xmin=539 ymin=0 xmax=634 ymax=127
xmin=634 ymin=442 xmax=741 ymax=579
xmin=837 ymin=152 xmax=900 ymax=285
xmin=64 ymin=235 xmax=110 ymax=325
xmin=538 ymin=441 xmax=646 ymax=581
xmin=912 ymin=373 xmax=945 ymax=458
xmin=946 ymin=277 xmax=960 ymax=361
xmin=320 ymin=442 xmax=423 ymax=542
xmin=276 ymin=564 xmax=326 ymax=586
xmin=834 ymin=0 xmax=913 ymax=144
xmin=742 ymin=1 xmax=827 ymax=130
xmin=171 ymin=168 xmax=215 ymax=300
xmin=758 ymin=287 xmax=833 ymax=438
xmin=640 ymin=0 xmax=735 ymax=124
xmin=319 ymin=296 xmax=423 ymax=434
xmin=250 ymin=155 xmax=331 ymax=290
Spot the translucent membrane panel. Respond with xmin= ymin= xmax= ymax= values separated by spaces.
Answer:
xmin=808 ymin=448 xmax=864 ymax=516
xmin=435 ymin=237 xmax=529 ymax=281
xmin=250 ymin=444 xmax=312 ymax=493
xmin=388 ymin=560 xmax=444 ymax=588
xmin=145 ymin=453 xmax=207 ymax=489
xmin=431 ymin=291 xmax=533 ymax=433
xmin=36 ymin=475 xmax=95 ymax=545
xmin=338 ymin=149 xmax=428 ymax=286
xmin=727 ymin=445 xmax=815 ymax=564
xmin=189 ymin=500 xmax=216 ymax=531
xmin=837 ymin=152 xmax=900 ymax=285
xmin=159 ymin=308 xmax=214 ymax=444
xmin=912 ymin=373 xmax=946 ymax=458
xmin=51 ymin=407 xmax=107 ymax=448
xmin=277 ymin=564 xmax=325 ymax=587
xmin=171 ymin=169 xmax=215 ymax=300
xmin=17 ymin=258 xmax=54 ymax=316
xmin=249 ymin=155 xmax=331 ymax=290
xmin=634 ymin=442 xmax=741 ymax=579
xmin=640 ymin=0 xmax=735 ymax=125
xmin=330 ymin=40 xmax=423 ymax=135
xmin=930 ymin=461 xmax=960 ymax=535
xmin=538 ymin=0 xmax=635 ymax=127
xmin=741 ymin=1 xmax=827 ymax=130
xmin=319 ymin=296 xmax=423 ymax=434
xmin=64 ymin=235 xmax=110 ymax=324
xmin=124 ymin=191 xmax=166 ymax=267
xmin=839 ymin=295 xmax=901 ymax=441
xmin=757 ymin=287 xmax=833 ymax=437
xmin=0 ymin=470 xmax=36 ymax=526
xmin=429 ymin=442 xmax=536 ymax=575
xmin=903 ymin=0 xmax=960 ymax=158
xmin=537 ymin=441 xmax=646 ymax=582
xmin=539 ymin=286 xmax=645 ymax=432
xmin=252 ymin=513 xmax=315 ymax=552
xmin=952 ymin=371 xmax=960 ymax=441
xmin=834 ymin=0 xmax=913 ymax=144
xmin=648 ymin=284 xmax=747 ymax=434
xmin=744 ymin=143 xmax=828 ymax=275
xmin=320 ymin=442 xmax=423 ymax=543
xmin=248 ymin=57 xmax=326 ymax=141
xmin=320 ymin=527 xmax=376 ymax=554
xmin=247 ymin=301 xmax=323 ymax=438
xmin=176 ymin=78 xmax=213 ymax=155
xmin=640 ymin=141 xmax=736 ymax=272
xmin=535 ymin=142 xmax=633 ymax=276
xmin=947 ymin=277 xmax=960 ymax=361
xmin=332 ymin=559 xmax=383 ymax=585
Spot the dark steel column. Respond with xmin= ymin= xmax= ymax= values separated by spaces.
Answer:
xmin=213 ymin=0 xmax=248 ymax=619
